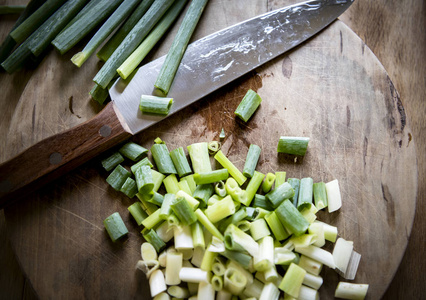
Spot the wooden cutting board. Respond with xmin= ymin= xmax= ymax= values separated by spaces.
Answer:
xmin=0 ymin=1 xmax=417 ymax=299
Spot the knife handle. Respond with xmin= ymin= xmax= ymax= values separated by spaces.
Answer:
xmin=0 ymin=102 xmax=132 ymax=209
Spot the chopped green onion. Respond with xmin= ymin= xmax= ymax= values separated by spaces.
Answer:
xmin=163 ymin=174 xmax=180 ymax=194
xmin=139 ymin=95 xmax=174 ymax=115
xmin=97 ymin=0 xmax=154 ymax=61
xmin=168 ymin=285 xmax=189 ymax=298
xmin=128 ymin=202 xmax=148 ymax=225
xmin=223 ymin=267 xmax=248 ymax=295
xmin=217 ymin=207 xmax=247 ymax=233
xmin=334 ymin=282 xmax=369 ymax=300
xmin=297 ymin=177 xmax=313 ymax=211
xmin=265 ymin=182 xmax=295 ymax=209
xmin=244 ymin=172 xmax=265 ymax=206
xmin=89 ymin=83 xmax=110 ymax=105
xmin=275 ymin=171 xmax=287 ymax=187
xmin=94 ymin=0 xmax=175 ymax=89
xmin=219 ymin=128 xmax=226 ymax=139
xmin=298 ymin=255 xmax=323 ymax=276
xmin=287 ymin=178 xmax=301 ymax=207
xmin=295 ymin=245 xmax=335 ymax=269
xmin=143 ymin=228 xmax=167 ymax=252
xmin=173 ymin=225 xmax=194 ymax=249
xmin=214 ymin=181 xmax=227 ymax=197
xmin=214 ymin=150 xmax=247 ymax=186
xmin=179 ymin=267 xmax=210 ymax=283
xmin=208 ymin=141 xmax=221 ymax=155
xmin=205 ymin=195 xmax=236 ymax=223
xmin=243 ymin=144 xmax=261 ymax=178
xmin=180 ymin=174 xmax=197 ymax=194
xmin=151 ymin=143 xmax=177 ymax=174
xmin=119 ymin=142 xmax=148 ymax=161
xmin=234 ymin=89 xmax=262 ymax=122
xmin=193 ymin=183 xmax=214 ymax=208
xmin=141 ymin=242 xmax=158 ymax=261
xmin=165 ymin=251 xmax=183 ymax=285
xmin=325 ymin=179 xmax=342 ymax=213
xmin=194 ymin=169 xmax=229 ymax=185
xmin=149 ymin=269 xmax=167 ymax=297
xmin=274 ymin=247 xmax=297 ymax=265
xmin=131 ymin=157 xmax=153 ymax=174
xmin=221 ymin=250 xmax=251 ymax=269
xmin=278 ymin=263 xmax=306 ymax=298
xmin=253 ymin=236 xmax=274 ymax=272
xmin=275 ymin=199 xmax=309 ymax=236
xmin=175 ymin=190 xmax=199 ymax=210
xmin=135 ymin=165 xmax=154 ymax=194
xmin=252 ymin=194 xmax=273 ymax=211
xmin=332 ymin=238 xmax=354 ymax=275
xmin=265 ymin=211 xmax=290 ymax=241
xmin=137 ymin=195 xmax=159 ymax=215
xmin=101 ymin=152 xmax=124 ymax=171
xmin=249 ymin=219 xmax=271 ymax=241
xmin=117 ymin=0 xmax=188 ymax=79
xmin=225 ymin=178 xmax=248 ymax=205
xmin=170 ymin=147 xmax=192 ymax=177
xmin=313 ymin=182 xmax=328 ymax=210
xmin=224 ymin=224 xmax=259 ymax=257
xmin=194 ymin=209 xmax=224 ymax=241
xmin=197 ymin=282 xmax=215 ymax=300
xmin=314 ymin=220 xmax=338 ymax=242
xmin=71 ymin=0 xmax=141 ymax=67
xmin=103 ymin=212 xmax=128 ymax=242
xmin=52 ymin=0 xmax=122 ymax=54
xmin=10 ymin=0 xmax=67 ymax=44
xmin=170 ymin=196 xmax=197 ymax=225
xmin=154 ymin=0 xmax=208 ymax=96
xmin=106 ymin=164 xmax=131 ymax=191
xmin=277 ymin=137 xmax=310 ymax=156
xmin=191 ymin=221 xmax=205 ymax=248
xmin=262 ymin=172 xmax=276 ymax=193
xmin=211 ymin=275 xmax=223 ymax=291
xmin=142 ymin=209 xmax=162 ymax=229
xmin=120 ymin=177 xmax=138 ymax=198
xmin=151 ymin=169 xmax=166 ymax=192
xmin=146 ymin=192 xmax=164 ymax=206
xmin=243 ymin=279 xmax=264 ymax=299
xmin=187 ymin=142 xmax=212 ymax=173
xmin=303 ymin=271 xmax=323 ymax=290
xmin=159 ymin=193 xmax=174 ymax=220
xmin=308 ymin=222 xmax=325 ymax=247
xmin=178 ymin=179 xmax=192 ymax=195
xmin=259 ymin=281 xmax=280 ymax=300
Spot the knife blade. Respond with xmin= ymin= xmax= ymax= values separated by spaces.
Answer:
xmin=0 ymin=0 xmax=353 ymax=208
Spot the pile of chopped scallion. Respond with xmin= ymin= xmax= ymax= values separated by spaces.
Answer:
xmin=1 ymin=0 xmax=208 ymax=104
xmin=101 ymin=136 xmax=369 ymax=300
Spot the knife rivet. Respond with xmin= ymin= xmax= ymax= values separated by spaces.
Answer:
xmin=49 ymin=152 xmax=62 ymax=165
xmin=99 ymin=125 xmax=112 ymax=137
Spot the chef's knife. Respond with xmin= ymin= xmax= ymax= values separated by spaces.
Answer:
xmin=0 ymin=0 xmax=353 ymax=209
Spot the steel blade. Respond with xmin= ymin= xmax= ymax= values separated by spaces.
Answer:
xmin=110 ymin=0 xmax=353 ymax=134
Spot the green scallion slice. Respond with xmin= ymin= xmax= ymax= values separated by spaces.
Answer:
xmin=262 ymin=172 xmax=276 ymax=193
xmin=214 ymin=150 xmax=246 ymax=186
xmin=170 ymin=196 xmax=197 ymax=226
xmin=193 ymin=184 xmax=214 ymax=208
xmin=297 ymin=177 xmax=314 ymax=211
xmin=151 ymin=143 xmax=177 ymax=174
xmin=128 ymin=202 xmax=148 ymax=225
xmin=106 ymin=164 xmax=131 ymax=191
xmin=313 ymin=182 xmax=328 ymax=210
xmin=193 ymin=169 xmax=229 ymax=185
xmin=101 ymin=152 xmax=124 ymax=171
xmin=142 ymin=228 xmax=166 ymax=253
xmin=275 ymin=199 xmax=309 ymax=237
xmin=104 ymin=212 xmax=128 ymax=242
xmin=234 ymin=89 xmax=262 ymax=122
xmin=243 ymin=144 xmax=261 ymax=178
xmin=135 ymin=165 xmax=154 ymax=194
xmin=277 ymin=136 xmax=310 ymax=156
xmin=154 ymin=0 xmax=208 ymax=96
xmin=244 ymin=171 xmax=265 ymax=206
xmin=170 ymin=147 xmax=192 ymax=177
xmin=187 ymin=142 xmax=212 ymax=173
xmin=120 ymin=177 xmax=138 ymax=198
xmin=119 ymin=142 xmax=148 ymax=161
xmin=265 ymin=182 xmax=294 ymax=209
xmin=139 ymin=95 xmax=173 ymax=115
xmin=130 ymin=157 xmax=153 ymax=174
xmin=287 ymin=178 xmax=301 ymax=207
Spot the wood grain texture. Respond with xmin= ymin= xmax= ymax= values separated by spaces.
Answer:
xmin=0 ymin=0 xmax=424 ymax=299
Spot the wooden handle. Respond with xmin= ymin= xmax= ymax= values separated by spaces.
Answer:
xmin=0 ymin=102 xmax=132 ymax=209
